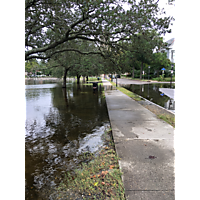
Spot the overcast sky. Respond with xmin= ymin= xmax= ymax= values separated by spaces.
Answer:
xmin=157 ymin=0 xmax=175 ymax=41
xmin=123 ymin=0 xmax=175 ymax=42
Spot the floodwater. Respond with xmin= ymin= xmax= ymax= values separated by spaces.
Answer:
xmin=25 ymin=79 xmax=110 ymax=199
xmin=121 ymin=83 xmax=175 ymax=112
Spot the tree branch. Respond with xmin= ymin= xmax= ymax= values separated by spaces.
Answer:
xmin=25 ymin=13 xmax=90 ymax=60
xmin=25 ymin=0 xmax=39 ymax=10
xmin=26 ymin=48 xmax=105 ymax=60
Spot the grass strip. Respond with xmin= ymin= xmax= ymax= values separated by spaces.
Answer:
xmin=108 ymin=80 xmax=175 ymax=128
xmin=109 ymin=80 xmax=142 ymax=101
xmin=158 ymin=114 xmax=175 ymax=128
xmin=53 ymin=129 xmax=125 ymax=200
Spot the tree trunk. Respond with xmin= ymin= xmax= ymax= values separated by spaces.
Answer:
xmin=86 ymin=76 xmax=88 ymax=81
xmin=77 ymin=74 xmax=81 ymax=84
xmin=83 ymin=76 xmax=85 ymax=83
xmin=132 ymin=64 xmax=135 ymax=79
xmin=62 ymin=88 xmax=68 ymax=107
xmin=62 ymin=67 xmax=68 ymax=88
xmin=140 ymin=62 xmax=143 ymax=79
xmin=157 ymin=70 xmax=159 ymax=77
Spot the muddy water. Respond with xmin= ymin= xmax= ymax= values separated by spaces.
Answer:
xmin=25 ymin=79 xmax=110 ymax=199
xmin=122 ymin=83 xmax=175 ymax=112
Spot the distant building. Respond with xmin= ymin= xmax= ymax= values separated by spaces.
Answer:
xmin=161 ymin=38 xmax=175 ymax=63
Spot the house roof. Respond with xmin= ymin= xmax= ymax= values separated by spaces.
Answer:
xmin=165 ymin=38 xmax=175 ymax=48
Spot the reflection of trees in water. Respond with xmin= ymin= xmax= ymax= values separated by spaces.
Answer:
xmin=25 ymin=83 xmax=109 ymax=199
xmin=125 ymin=84 xmax=172 ymax=107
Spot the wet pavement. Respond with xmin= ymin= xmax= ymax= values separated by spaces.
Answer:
xmin=25 ymin=79 xmax=110 ymax=199
xmin=102 ymin=79 xmax=175 ymax=200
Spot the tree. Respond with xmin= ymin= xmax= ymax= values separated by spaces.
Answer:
xmin=111 ymin=30 xmax=166 ymax=79
xmin=68 ymin=53 xmax=105 ymax=83
xmin=25 ymin=0 xmax=173 ymax=60
xmin=150 ymin=52 xmax=171 ymax=77
xmin=128 ymin=30 xmax=166 ymax=79
xmin=25 ymin=59 xmax=39 ymax=75
xmin=47 ymin=49 xmax=78 ymax=87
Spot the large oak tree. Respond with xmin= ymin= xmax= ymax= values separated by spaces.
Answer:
xmin=25 ymin=0 xmax=173 ymax=60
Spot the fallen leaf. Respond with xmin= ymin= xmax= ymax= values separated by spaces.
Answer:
xmin=101 ymin=182 xmax=105 ymax=185
xmin=101 ymin=171 xmax=108 ymax=176
xmin=149 ymin=156 xmax=157 ymax=159
xmin=109 ymin=165 xmax=115 ymax=169
xmin=94 ymin=182 xmax=98 ymax=186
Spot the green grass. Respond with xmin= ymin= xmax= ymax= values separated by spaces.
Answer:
xmin=102 ymin=91 xmax=105 ymax=98
xmin=158 ymin=114 xmax=175 ymax=128
xmin=121 ymin=75 xmax=175 ymax=82
xmin=55 ymin=130 xmax=125 ymax=199
xmin=152 ymin=76 xmax=175 ymax=82
xmin=88 ymin=77 xmax=101 ymax=81
xmin=109 ymin=80 xmax=142 ymax=101
xmin=117 ymin=87 xmax=142 ymax=101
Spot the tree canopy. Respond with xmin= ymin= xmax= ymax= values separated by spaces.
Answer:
xmin=25 ymin=0 xmax=173 ymax=60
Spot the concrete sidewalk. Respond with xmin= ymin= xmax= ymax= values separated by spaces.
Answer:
xmin=102 ymin=79 xmax=175 ymax=200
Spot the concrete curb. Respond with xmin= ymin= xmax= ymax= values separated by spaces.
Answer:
xmin=135 ymin=93 xmax=175 ymax=115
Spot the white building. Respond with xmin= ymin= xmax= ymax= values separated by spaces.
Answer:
xmin=164 ymin=38 xmax=175 ymax=63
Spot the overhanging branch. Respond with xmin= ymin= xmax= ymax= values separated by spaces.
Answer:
xmin=26 ymin=48 xmax=105 ymax=60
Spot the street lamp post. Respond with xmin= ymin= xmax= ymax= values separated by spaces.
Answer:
xmin=170 ymin=64 xmax=174 ymax=88
xmin=148 ymin=66 xmax=150 ymax=81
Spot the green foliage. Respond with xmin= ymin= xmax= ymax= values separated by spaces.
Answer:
xmin=25 ymin=0 xmax=173 ymax=60
xmin=51 ymin=66 xmax=64 ymax=78
xmin=25 ymin=59 xmax=39 ymax=73
xmin=108 ymin=30 xmax=168 ymax=79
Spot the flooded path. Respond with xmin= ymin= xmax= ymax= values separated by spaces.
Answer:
xmin=25 ymin=79 xmax=110 ymax=199
xmin=120 ymin=83 xmax=175 ymax=113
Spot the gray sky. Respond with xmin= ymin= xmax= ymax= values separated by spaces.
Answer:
xmin=123 ymin=0 xmax=175 ymax=42
xmin=157 ymin=0 xmax=175 ymax=41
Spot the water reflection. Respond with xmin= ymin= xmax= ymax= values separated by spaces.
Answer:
xmin=165 ymin=98 xmax=175 ymax=110
xmin=25 ymin=80 xmax=109 ymax=199
xmin=122 ymin=83 xmax=175 ymax=112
